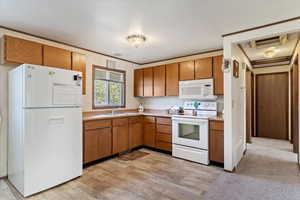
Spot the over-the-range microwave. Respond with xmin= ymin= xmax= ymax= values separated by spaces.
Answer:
xmin=179 ymin=79 xmax=217 ymax=100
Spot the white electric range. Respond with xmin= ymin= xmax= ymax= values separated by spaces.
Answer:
xmin=172 ymin=101 xmax=217 ymax=165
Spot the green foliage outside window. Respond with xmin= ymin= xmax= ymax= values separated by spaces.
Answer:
xmin=93 ymin=67 xmax=125 ymax=108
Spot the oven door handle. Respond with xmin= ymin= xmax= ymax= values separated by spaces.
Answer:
xmin=172 ymin=118 xmax=208 ymax=124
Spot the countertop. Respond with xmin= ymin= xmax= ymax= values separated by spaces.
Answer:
xmin=83 ymin=111 xmax=223 ymax=122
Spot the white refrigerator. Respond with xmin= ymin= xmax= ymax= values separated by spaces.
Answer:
xmin=8 ymin=64 xmax=83 ymax=197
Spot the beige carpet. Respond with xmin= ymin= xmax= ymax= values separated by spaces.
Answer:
xmin=0 ymin=179 xmax=16 ymax=200
xmin=204 ymin=137 xmax=300 ymax=200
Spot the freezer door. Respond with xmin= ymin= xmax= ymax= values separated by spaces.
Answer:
xmin=23 ymin=107 xmax=82 ymax=197
xmin=25 ymin=65 xmax=53 ymax=107
xmin=25 ymin=65 xmax=82 ymax=108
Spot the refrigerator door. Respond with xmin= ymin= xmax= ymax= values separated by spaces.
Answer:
xmin=23 ymin=107 xmax=82 ymax=197
xmin=25 ymin=65 xmax=82 ymax=108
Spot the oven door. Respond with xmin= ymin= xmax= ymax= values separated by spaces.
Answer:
xmin=172 ymin=117 xmax=208 ymax=150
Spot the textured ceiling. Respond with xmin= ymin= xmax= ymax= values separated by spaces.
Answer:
xmin=1 ymin=0 xmax=300 ymax=63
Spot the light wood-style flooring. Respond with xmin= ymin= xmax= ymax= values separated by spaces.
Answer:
xmin=2 ymin=149 xmax=222 ymax=200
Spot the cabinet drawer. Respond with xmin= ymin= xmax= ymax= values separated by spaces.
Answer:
xmin=210 ymin=121 xmax=224 ymax=131
xmin=156 ymin=133 xmax=171 ymax=143
xmin=113 ymin=118 xmax=129 ymax=127
xmin=156 ymin=117 xmax=171 ymax=125
xmin=144 ymin=116 xmax=155 ymax=123
xmin=156 ymin=141 xmax=172 ymax=152
xmin=85 ymin=120 xmax=111 ymax=130
xmin=129 ymin=116 xmax=142 ymax=124
xmin=157 ymin=124 xmax=171 ymax=134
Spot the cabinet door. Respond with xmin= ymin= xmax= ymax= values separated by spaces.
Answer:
xmin=113 ymin=125 xmax=129 ymax=154
xmin=84 ymin=129 xmax=99 ymax=164
xmin=153 ymin=65 xmax=166 ymax=96
xmin=213 ymin=55 xmax=224 ymax=95
xmin=143 ymin=123 xmax=156 ymax=147
xmin=129 ymin=122 xmax=143 ymax=148
xmin=209 ymin=130 xmax=224 ymax=163
xmin=97 ymin=128 xmax=112 ymax=159
xmin=195 ymin=57 xmax=213 ymax=79
xmin=84 ymin=128 xmax=112 ymax=164
xmin=166 ymin=63 xmax=179 ymax=96
xmin=134 ymin=69 xmax=144 ymax=96
xmin=4 ymin=35 xmax=43 ymax=65
xmin=43 ymin=45 xmax=72 ymax=70
xmin=143 ymin=67 xmax=153 ymax=96
xmin=179 ymin=60 xmax=195 ymax=80
xmin=72 ymin=52 xmax=86 ymax=94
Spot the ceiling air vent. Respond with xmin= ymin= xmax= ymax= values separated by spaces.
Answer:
xmin=249 ymin=34 xmax=288 ymax=49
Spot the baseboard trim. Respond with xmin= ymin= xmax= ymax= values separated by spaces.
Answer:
xmin=0 ymin=175 xmax=7 ymax=179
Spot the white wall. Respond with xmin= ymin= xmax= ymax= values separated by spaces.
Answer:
xmin=223 ymin=43 xmax=250 ymax=171
xmin=0 ymin=28 xmax=140 ymax=177
xmin=223 ymin=18 xmax=300 ymax=171
xmin=252 ymin=65 xmax=291 ymax=74
xmin=139 ymin=96 xmax=224 ymax=112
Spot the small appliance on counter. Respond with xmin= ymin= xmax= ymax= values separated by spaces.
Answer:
xmin=168 ymin=106 xmax=184 ymax=115
xmin=138 ymin=103 xmax=144 ymax=112
xmin=171 ymin=101 xmax=217 ymax=165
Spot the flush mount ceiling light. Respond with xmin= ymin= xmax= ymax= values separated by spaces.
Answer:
xmin=263 ymin=47 xmax=277 ymax=58
xmin=126 ymin=34 xmax=146 ymax=48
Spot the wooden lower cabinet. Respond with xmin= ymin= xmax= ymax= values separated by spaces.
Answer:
xmin=112 ymin=118 xmax=129 ymax=154
xmin=84 ymin=127 xmax=112 ymax=164
xmin=209 ymin=121 xmax=224 ymax=163
xmin=129 ymin=117 xmax=143 ymax=148
xmin=156 ymin=141 xmax=172 ymax=152
xmin=83 ymin=115 xmax=174 ymax=164
xmin=155 ymin=117 xmax=172 ymax=152
xmin=143 ymin=117 xmax=156 ymax=148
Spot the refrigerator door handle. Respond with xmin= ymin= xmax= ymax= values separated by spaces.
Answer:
xmin=49 ymin=116 xmax=65 ymax=125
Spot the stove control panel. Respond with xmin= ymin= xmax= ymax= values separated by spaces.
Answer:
xmin=183 ymin=101 xmax=217 ymax=111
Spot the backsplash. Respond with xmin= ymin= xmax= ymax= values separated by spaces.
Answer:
xmin=138 ymin=96 xmax=224 ymax=112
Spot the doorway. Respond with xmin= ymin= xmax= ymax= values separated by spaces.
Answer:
xmin=256 ymin=72 xmax=289 ymax=140
xmin=223 ymin=19 xmax=300 ymax=172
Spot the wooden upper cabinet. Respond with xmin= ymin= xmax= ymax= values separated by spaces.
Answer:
xmin=153 ymin=65 xmax=166 ymax=96
xmin=179 ymin=60 xmax=195 ymax=81
xmin=4 ymin=35 xmax=43 ymax=65
xmin=195 ymin=57 xmax=213 ymax=79
xmin=143 ymin=67 xmax=153 ymax=97
xmin=43 ymin=45 xmax=72 ymax=70
xmin=213 ymin=55 xmax=224 ymax=95
xmin=166 ymin=63 xmax=179 ymax=96
xmin=72 ymin=52 xmax=86 ymax=94
xmin=134 ymin=69 xmax=144 ymax=97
